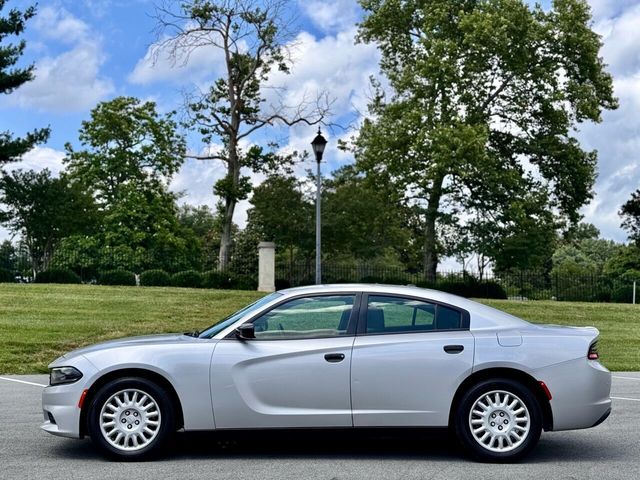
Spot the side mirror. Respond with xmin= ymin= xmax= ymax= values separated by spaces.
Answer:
xmin=235 ymin=323 xmax=255 ymax=340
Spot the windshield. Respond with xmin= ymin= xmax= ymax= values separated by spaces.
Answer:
xmin=198 ymin=292 xmax=282 ymax=338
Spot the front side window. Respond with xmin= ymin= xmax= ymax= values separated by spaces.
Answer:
xmin=366 ymin=295 xmax=462 ymax=334
xmin=252 ymin=295 xmax=355 ymax=339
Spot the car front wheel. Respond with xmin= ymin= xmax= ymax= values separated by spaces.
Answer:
xmin=454 ymin=378 xmax=542 ymax=462
xmin=87 ymin=377 xmax=175 ymax=460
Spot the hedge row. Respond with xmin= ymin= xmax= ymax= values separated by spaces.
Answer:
xmin=142 ymin=269 xmax=258 ymax=290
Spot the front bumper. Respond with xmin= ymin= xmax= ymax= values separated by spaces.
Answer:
xmin=536 ymin=357 xmax=611 ymax=431
xmin=41 ymin=355 xmax=98 ymax=439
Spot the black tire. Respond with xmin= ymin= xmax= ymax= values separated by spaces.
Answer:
xmin=87 ymin=377 xmax=175 ymax=460
xmin=454 ymin=378 xmax=542 ymax=463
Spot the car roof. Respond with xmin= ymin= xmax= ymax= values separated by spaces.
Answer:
xmin=278 ymin=283 xmax=530 ymax=330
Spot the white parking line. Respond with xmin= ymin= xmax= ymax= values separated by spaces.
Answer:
xmin=611 ymin=396 xmax=640 ymax=402
xmin=0 ymin=376 xmax=46 ymax=387
xmin=613 ymin=376 xmax=640 ymax=381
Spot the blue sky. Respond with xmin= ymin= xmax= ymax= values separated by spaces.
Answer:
xmin=2 ymin=0 xmax=640 ymax=262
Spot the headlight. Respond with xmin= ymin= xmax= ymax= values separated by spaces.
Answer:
xmin=49 ymin=366 xmax=83 ymax=386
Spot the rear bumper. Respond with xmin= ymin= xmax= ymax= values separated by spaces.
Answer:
xmin=535 ymin=357 xmax=611 ymax=431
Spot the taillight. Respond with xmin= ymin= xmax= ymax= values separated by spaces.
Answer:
xmin=588 ymin=341 xmax=599 ymax=360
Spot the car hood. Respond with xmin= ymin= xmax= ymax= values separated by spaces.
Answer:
xmin=60 ymin=333 xmax=196 ymax=361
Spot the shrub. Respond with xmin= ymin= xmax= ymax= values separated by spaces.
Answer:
xmin=476 ymin=280 xmax=508 ymax=300
xmin=202 ymin=270 xmax=232 ymax=289
xmin=171 ymin=270 xmax=203 ymax=288
xmin=275 ymin=278 xmax=291 ymax=290
xmin=428 ymin=277 xmax=507 ymax=299
xmin=99 ymin=269 xmax=136 ymax=286
xmin=228 ymin=273 xmax=257 ymax=290
xmin=612 ymin=285 xmax=634 ymax=304
xmin=0 ymin=268 xmax=15 ymax=283
xmin=140 ymin=269 xmax=171 ymax=287
xmin=34 ymin=269 xmax=81 ymax=284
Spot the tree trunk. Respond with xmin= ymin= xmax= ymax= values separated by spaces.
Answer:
xmin=218 ymin=142 xmax=241 ymax=271
xmin=218 ymin=196 xmax=235 ymax=271
xmin=423 ymin=173 xmax=445 ymax=283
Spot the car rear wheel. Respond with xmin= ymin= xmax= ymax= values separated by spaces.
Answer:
xmin=454 ymin=378 xmax=542 ymax=462
xmin=87 ymin=377 xmax=175 ymax=460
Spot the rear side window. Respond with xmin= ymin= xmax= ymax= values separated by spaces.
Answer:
xmin=366 ymin=295 xmax=463 ymax=334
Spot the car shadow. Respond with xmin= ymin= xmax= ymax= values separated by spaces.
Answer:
xmin=49 ymin=428 xmax=625 ymax=464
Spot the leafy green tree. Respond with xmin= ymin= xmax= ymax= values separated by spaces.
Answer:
xmin=354 ymin=0 xmax=617 ymax=280
xmin=64 ymin=97 xmax=185 ymax=205
xmin=0 ymin=1 xmax=50 ymax=164
xmin=553 ymin=238 xmax=621 ymax=276
xmin=562 ymin=222 xmax=600 ymax=245
xmin=322 ymin=165 xmax=413 ymax=261
xmin=620 ymin=190 xmax=640 ymax=244
xmin=603 ymin=245 xmax=640 ymax=282
xmin=63 ymin=97 xmax=196 ymax=272
xmin=246 ymin=174 xmax=314 ymax=266
xmin=0 ymin=169 xmax=98 ymax=273
xmin=0 ymin=239 xmax=16 ymax=270
xmin=155 ymin=0 xmax=329 ymax=270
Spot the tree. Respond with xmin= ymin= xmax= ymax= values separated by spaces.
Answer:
xmin=553 ymin=238 xmax=620 ymax=276
xmin=322 ymin=165 xmax=413 ymax=261
xmin=246 ymin=174 xmax=314 ymax=268
xmin=562 ymin=222 xmax=600 ymax=245
xmin=620 ymin=190 xmax=640 ymax=244
xmin=154 ymin=0 xmax=329 ymax=270
xmin=64 ymin=97 xmax=185 ymax=205
xmin=63 ymin=97 xmax=195 ymax=272
xmin=0 ymin=1 xmax=49 ymax=164
xmin=603 ymin=245 xmax=640 ymax=282
xmin=0 ymin=169 xmax=97 ymax=273
xmin=354 ymin=0 xmax=617 ymax=280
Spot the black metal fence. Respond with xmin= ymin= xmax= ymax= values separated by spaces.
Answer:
xmin=1 ymin=247 xmax=638 ymax=303
xmin=274 ymin=261 xmax=639 ymax=303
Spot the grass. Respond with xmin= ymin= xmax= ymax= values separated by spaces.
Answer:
xmin=480 ymin=299 xmax=640 ymax=371
xmin=0 ymin=284 xmax=263 ymax=374
xmin=0 ymin=284 xmax=638 ymax=373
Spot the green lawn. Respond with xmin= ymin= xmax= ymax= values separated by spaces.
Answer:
xmin=0 ymin=284 xmax=638 ymax=373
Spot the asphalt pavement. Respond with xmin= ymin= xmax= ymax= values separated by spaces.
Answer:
xmin=1 ymin=373 xmax=639 ymax=480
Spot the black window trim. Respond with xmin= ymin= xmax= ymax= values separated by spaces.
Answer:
xmin=224 ymin=292 xmax=362 ymax=341
xmin=356 ymin=292 xmax=470 ymax=336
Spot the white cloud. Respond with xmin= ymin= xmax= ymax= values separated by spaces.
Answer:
xmin=588 ymin=0 xmax=640 ymax=23
xmin=299 ymin=0 xmax=361 ymax=33
xmin=4 ymin=146 xmax=66 ymax=176
xmin=33 ymin=6 xmax=90 ymax=44
xmin=575 ymin=2 xmax=640 ymax=242
xmin=9 ymin=6 xmax=113 ymax=112
xmin=129 ymin=32 xmax=227 ymax=86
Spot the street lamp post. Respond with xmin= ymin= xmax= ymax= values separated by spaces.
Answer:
xmin=311 ymin=128 xmax=327 ymax=285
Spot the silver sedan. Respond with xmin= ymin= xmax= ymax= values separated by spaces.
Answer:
xmin=41 ymin=284 xmax=611 ymax=462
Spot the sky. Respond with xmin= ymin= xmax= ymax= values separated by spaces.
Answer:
xmin=1 ymin=0 xmax=640 ymax=258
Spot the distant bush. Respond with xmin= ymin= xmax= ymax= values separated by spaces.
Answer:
xmin=0 ymin=268 xmax=15 ymax=283
xmin=275 ymin=278 xmax=291 ymax=290
xmin=140 ymin=269 xmax=171 ymax=287
xmin=202 ymin=270 xmax=232 ymax=289
xmin=99 ymin=269 xmax=136 ymax=286
xmin=34 ymin=269 xmax=81 ymax=284
xmin=360 ymin=276 xmax=411 ymax=286
xmin=171 ymin=270 xmax=203 ymax=288
xmin=419 ymin=277 xmax=507 ymax=300
xmin=229 ymin=273 xmax=257 ymax=290
xmin=612 ymin=285 xmax=634 ymax=304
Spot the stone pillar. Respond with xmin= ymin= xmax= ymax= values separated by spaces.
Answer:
xmin=258 ymin=242 xmax=276 ymax=292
